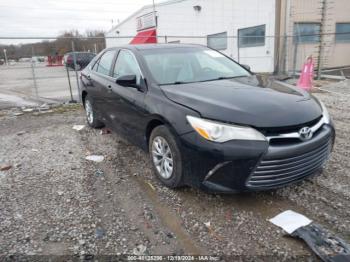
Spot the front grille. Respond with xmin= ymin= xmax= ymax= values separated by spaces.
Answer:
xmin=258 ymin=116 xmax=322 ymax=136
xmin=247 ymin=137 xmax=332 ymax=188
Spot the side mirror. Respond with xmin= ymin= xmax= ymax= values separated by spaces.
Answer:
xmin=242 ymin=64 xmax=251 ymax=71
xmin=116 ymin=75 xmax=137 ymax=87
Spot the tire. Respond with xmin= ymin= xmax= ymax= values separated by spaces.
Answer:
xmin=84 ymin=95 xmax=104 ymax=128
xmin=149 ymin=125 xmax=184 ymax=188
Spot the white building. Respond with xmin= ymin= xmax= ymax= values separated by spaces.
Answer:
xmin=106 ymin=0 xmax=276 ymax=73
xmin=106 ymin=0 xmax=350 ymax=74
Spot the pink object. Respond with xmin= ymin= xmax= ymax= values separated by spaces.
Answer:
xmin=297 ymin=56 xmax=314 ymax=91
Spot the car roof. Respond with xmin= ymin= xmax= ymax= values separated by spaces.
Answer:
xmin=66 ymin=52 xmax=95 ymax=55
xmin=106 ymin=43 xmax=205 ymax=51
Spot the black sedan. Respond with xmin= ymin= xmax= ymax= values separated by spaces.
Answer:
xmin=80 ymin=44 xmax=335 ymax=193
xmin=64 ymin=52 xmax=96 ymax=70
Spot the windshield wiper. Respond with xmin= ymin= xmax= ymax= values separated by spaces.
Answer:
xmin=202 ymin=75 xmax=248 ymax=82
xmin=160 ymin=81 xmax=193 ymax=86
xmin=159 ymin=75 xmax=248 ymax=86
xmin=194 ymin=76 xmax=247 ymax=83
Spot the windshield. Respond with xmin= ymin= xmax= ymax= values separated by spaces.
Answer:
xmin=141 ymin=47 xmax=250 ymax=85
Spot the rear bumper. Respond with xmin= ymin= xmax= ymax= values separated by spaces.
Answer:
xmin=179 ymin=124 xmax=335 ymax=193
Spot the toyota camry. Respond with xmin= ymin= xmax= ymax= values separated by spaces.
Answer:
xmin=80 ymin=44 xmax=335 ymax=193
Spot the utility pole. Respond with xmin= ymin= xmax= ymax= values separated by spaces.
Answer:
xmin=283 ymin=0 xmax=291 ymax=74
xmin=317 ymin=0 xmax=327 ymax=80
xmin=152 ymin=0 xmax=157 ymax=42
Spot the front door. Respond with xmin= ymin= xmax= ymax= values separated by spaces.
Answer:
xmin=108 ymin=49 xmax=148 ymax=145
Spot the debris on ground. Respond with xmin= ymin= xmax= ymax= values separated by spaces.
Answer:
xmin=95 ymin=228 xmax=105 ymax=239
xmin=22 ymin=108 xmax=34 ymax=113
xmin=270 ymin=210 xmax=350 ymax=261
xmin=16 ymin=131 xmax=26 ymax=136
xmin=203 ymin=221 xmax=223 ymax=241
xmin=292 ymin=224 xmax=350 ymax=262
xmin=85 ymin=155 xmax=104 ymax=162
xmin=0 ymin=164 xmax=12 ymax=171
xmin=133 ymin=244 xmax=147 ymax=255
xmin=100 ymin=128 xmax=111 ymax=135
xmin=269 ymin=210 xmax=312 ymax=234
xmin=146 ymin=181 xmax=156 ymax=191
xmin=72 ymin=125 xmax=85 ymax=131
xmin=204 ymin=221 xmax=211 ymax=228
xmin=39 ymin=103 xmax=50 ymax=111
xmin=95 ymin=169 xmax=104 ymax=177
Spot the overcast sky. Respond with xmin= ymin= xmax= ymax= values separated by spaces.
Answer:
xmin=0 ymin=0 xmax=158 ymax=44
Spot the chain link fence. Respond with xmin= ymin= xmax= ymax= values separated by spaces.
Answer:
xmin=0 ymin=34 xmax=349 ymax=108
xmin=0 ymin=37 xmax=105 ymax=108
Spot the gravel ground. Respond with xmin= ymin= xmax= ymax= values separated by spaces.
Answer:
xmin=0 ymin=85 xmax=349 ymax=260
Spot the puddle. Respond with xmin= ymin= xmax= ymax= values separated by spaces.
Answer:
xmin=134 ymin=176 xmax=204 ymax=255
xmin=0 ymin=93 xmax=38 ymax=108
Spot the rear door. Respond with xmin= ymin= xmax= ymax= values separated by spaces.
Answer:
xmin=87 ymin=49 xmax=117 ymax=121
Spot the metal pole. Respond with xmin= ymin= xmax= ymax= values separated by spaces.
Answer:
xmin=94 ymin=43 xmax=97 ymax=53
xmin=317 ymin=0 xmax=327 ymax=80
xmin=152 ymin=0 xmax=157 ymax=43
xmin=292 ymin=42 xmax=299 ymax=77
xmin=3 ymin=49 xmax=8 ymax=66
xmin=152 ymin=0 xmax=157 ymax=28
xmin=31 ymin=62 xmax=39 ymax=100
xmin=71 ymin=41 xmax=81 ymax=102
xmin=237 ymin=36 xmax=240 ymax=63
xmin=284 ymin=0 xmax=291 ymax=74
xmin=66 ymin=65 xmax=76 ymax=103
xmin=30 ymin=46 xmax=39 ymax=101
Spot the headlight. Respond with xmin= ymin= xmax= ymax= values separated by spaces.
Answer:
xmin=319 ymin=101 xmax=331 ymax=124
xmin=186 ymin=115 xmax=266 ymax=142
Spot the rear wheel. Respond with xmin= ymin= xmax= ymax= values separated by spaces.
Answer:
xmin=149 ymin=125 xmax=184 ymax=188
xmin=84 ymin=95 xmax=104 ymax=128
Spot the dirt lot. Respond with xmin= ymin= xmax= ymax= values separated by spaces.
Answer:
xmin=0 ymin=86 xmax=349 ymax=260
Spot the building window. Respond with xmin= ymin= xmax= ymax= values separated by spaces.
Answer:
xmin=207 ymin=32 xmax=227 ymax=50
xmin=294 ymin=23 xmax=320 ymax=44
xmin=238 ymin=25 xmax=265 ymax=48
xmin=336 ymin=23 xmax=350 ymax=42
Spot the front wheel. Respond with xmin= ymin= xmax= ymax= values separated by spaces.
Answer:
xmin=149 ymin=125 xmax=184 ymax=188
xmin=84 ymin=95 xmax=104 ymax=128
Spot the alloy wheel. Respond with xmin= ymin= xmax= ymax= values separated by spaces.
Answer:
xmin=151 ymin=136 xmax=174 ymax=179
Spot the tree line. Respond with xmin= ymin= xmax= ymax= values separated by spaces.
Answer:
xmin=0 ymin=30 xmax=106 ymax=60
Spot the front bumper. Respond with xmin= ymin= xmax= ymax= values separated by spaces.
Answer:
xmin=179 ymin=124 xmax=335 ymax=193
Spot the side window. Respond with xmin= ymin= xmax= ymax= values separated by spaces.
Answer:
xmin=94 ymin=50 xmax=115 ymax=75
xmin=113 ymin=50 xmax=142 ymax=84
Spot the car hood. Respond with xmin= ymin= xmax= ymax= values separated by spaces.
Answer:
xmin=160 ymin=76 xmax=322 ymax=128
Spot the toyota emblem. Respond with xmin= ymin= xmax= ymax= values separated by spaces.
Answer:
xmin=299 ymin=127 xmax=313 ymax=141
